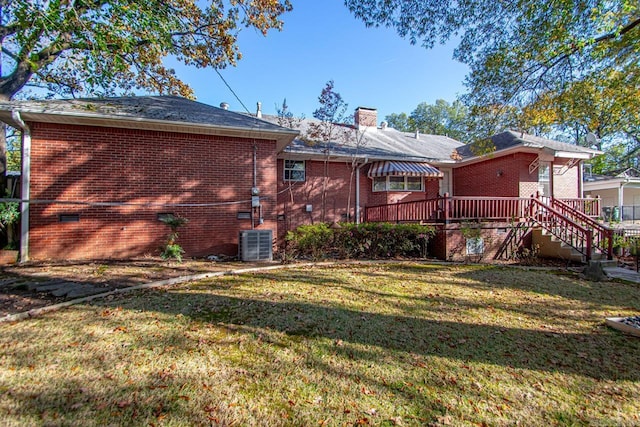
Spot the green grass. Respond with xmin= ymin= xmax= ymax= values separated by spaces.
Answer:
xmin=1 ymin=263 xmax=640 ymax=426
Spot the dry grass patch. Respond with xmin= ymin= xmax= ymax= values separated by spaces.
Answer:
xmin=1 ymin=263 xmax=639 ymax=426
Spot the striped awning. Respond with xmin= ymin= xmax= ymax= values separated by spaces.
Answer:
xmin=367 ymin=161 xmax=443 ymax=178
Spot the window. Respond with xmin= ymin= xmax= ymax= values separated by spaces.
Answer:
xmin=538 ymin=162 xmax=551 ymax=196
xmin=284 ymin=160 xmax=305 ymax=182
xmin=372 ymin=176 xmax=424 ymax=192
xmin=406 ymin=177 xmax=423 ymax=191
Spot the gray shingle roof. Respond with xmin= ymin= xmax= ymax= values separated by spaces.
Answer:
xmin=0 ymin=96 xmax=299 ymax=150
xmin=0 ymin=95 xmax=295 ymax=132
xmin=261 ymin=115 xmax=464 ymax=163
xmin=455 ymin=130 xmax=601 ymax=159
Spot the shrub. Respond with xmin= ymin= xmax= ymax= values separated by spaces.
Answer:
xmin=159 ymin=214 xmax=189 ymax=262
xmin=285 ymin=222 xmax=434 ymax=260
xmin=161 ymin=243 xmax=185 ymax=262
xmin=285 ymin=223 xmax=333 ymax=260
xmin=0 ymin=193 xmax=20 ymax=249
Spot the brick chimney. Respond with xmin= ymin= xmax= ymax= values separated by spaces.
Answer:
xmin=354 ymin=107 xmax=377 ymax=129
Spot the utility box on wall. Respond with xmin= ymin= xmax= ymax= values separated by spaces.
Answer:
xmin=238 ymin=230 xmax=273 ymax=262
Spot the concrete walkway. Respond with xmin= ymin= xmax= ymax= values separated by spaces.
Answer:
xmin=604 ymin=266 xmax=640 ymax=284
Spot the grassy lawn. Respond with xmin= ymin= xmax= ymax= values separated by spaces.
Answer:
xmin=1 ymin=263 xmax=640 ymax=426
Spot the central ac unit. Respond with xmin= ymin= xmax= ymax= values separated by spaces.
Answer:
xmin=238 ymin=230 xmax=273 ymax=262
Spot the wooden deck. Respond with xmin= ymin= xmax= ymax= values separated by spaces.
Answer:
xmin=363 ymin=195 xmax=601 ymax=223
xmin=363 ymin=195 xmax=610 ymax=261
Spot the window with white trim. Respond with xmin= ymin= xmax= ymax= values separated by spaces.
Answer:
xmin=372 ymin=176 xmax=424 ymax=192
xmin=284 ymin=160 xmax=305 ymax=182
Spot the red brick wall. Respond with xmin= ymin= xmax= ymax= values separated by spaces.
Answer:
xmin=277 ymin=159 xmax=356 ymax=237
xmin=432 ymin=222 xmax=532 ymax=262
xmin=276 ymin=159 xmax=441 ymax=237
xmin=453 ymin=153 xmax=538 ymax=198
xmin=27 ymin=122 xmax=277 ymax=260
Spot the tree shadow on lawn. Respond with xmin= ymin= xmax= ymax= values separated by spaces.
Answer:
xmin=380 ymin=263 xmax=640 ymax=316
xmin=452 ymin=266 xmax=640 ymax=308
xmin=3 ymin=305 xmax=451 ymax=425
xmin=113 ymin=288 xmax=640 ymax=382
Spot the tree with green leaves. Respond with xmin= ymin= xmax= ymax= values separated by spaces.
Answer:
xmin=347 ymin=1 xmax=638 ymax=142
xmin=385 ymin=99 xmax=469 ymax=141
xmin=384 ymin=112 xmax=411 ymax=132
xmin=346 ymin=0 xmax=638 ymax=105
xmin=0 ymin=0 xmax=291 ymax=174
xmin=347 ymin=0 xmax=639 ymax=173
xmin=1 ymin=1 xmax=291 ymax=101
xmin=523 ymin=68 xmax=640 ymax=146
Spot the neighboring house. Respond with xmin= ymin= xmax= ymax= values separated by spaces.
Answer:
xmin=0 ymin=97 xmax=603 ymax=262
xmin=0 ymin=96 xmax=298 ymax=261
xmin=583 ymin=168 xmax=640 ymax=221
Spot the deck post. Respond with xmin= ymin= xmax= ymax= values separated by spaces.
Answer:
xmin=443 ymin=193 xmax=450 ymax=223
xmin=586 ymin=229 xmax=593 ymax=262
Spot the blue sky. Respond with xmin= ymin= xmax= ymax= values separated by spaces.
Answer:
xmin=170 ymin=1 xmax=468 ymax=122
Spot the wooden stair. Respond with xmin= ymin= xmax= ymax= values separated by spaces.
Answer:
xmin=532 ymin=229 xmax=605 ymax=263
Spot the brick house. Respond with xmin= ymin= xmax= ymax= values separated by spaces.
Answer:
xmin=272 ymin=109 xmax=598 ymax=216
xmin=268 ymin=107 xmax=604 ymax=261
xmin=0 ymin=97 xmax=604 ymax=262
xmin=0 ymin=96 xmax=298 ymax=261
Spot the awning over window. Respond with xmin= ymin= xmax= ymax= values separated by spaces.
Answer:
xmin=367 ymin=161 xmax=443 ymax=178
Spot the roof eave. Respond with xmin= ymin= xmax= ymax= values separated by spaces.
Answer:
xmin=0 ymin=110 xmax=299 ymax=151
xmin=278 ymin=149 xmax=448 ymax=164
xmin=456 ymin=144 xmax=598 ymax=167
xmin=554 ymin=150 xmax=593 ymax=160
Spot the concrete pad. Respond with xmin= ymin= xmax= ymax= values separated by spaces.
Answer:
xmin=604 ymin=267 xmax=640 ymax=284
xmin=26 ymin=280 xmax=68 ymax=291
xmin=51 ymin=284 xmax=83 ymax=297
xmin=606 ymin=317 xmax=640 ymax=337
xmin=34 ymin=282 xmax=80 ymax=292
xmin=66 ymin=287 xmax=103 ymax=298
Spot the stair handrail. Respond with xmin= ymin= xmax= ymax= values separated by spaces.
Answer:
xmin=529 ymin=197 xmax=593 ymax=261
xmin=551 ymin=198 xmax=613 ymax=260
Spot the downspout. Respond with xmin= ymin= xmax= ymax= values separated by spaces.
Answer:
xmin=355 ymin=158 xmax=369 ymax=224
xmin=11 ymin=111 xmax=30 ymax=263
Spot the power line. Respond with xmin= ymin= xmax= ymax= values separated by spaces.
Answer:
xmin=214 ymin=68 xmax=251 ymax=115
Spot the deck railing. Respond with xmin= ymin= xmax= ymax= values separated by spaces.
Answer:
xmin=364 ymin=198 xmax=441 ymax=223
xmin=558 ymin=197 xmax=601 ymax=217
xmin=364 ymin=195 xmax=534 ymax=223
xmin=551 ymin=198 xmax=613 ymax=260
xmin=529 ymin=197 xmax=593 ymax=261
